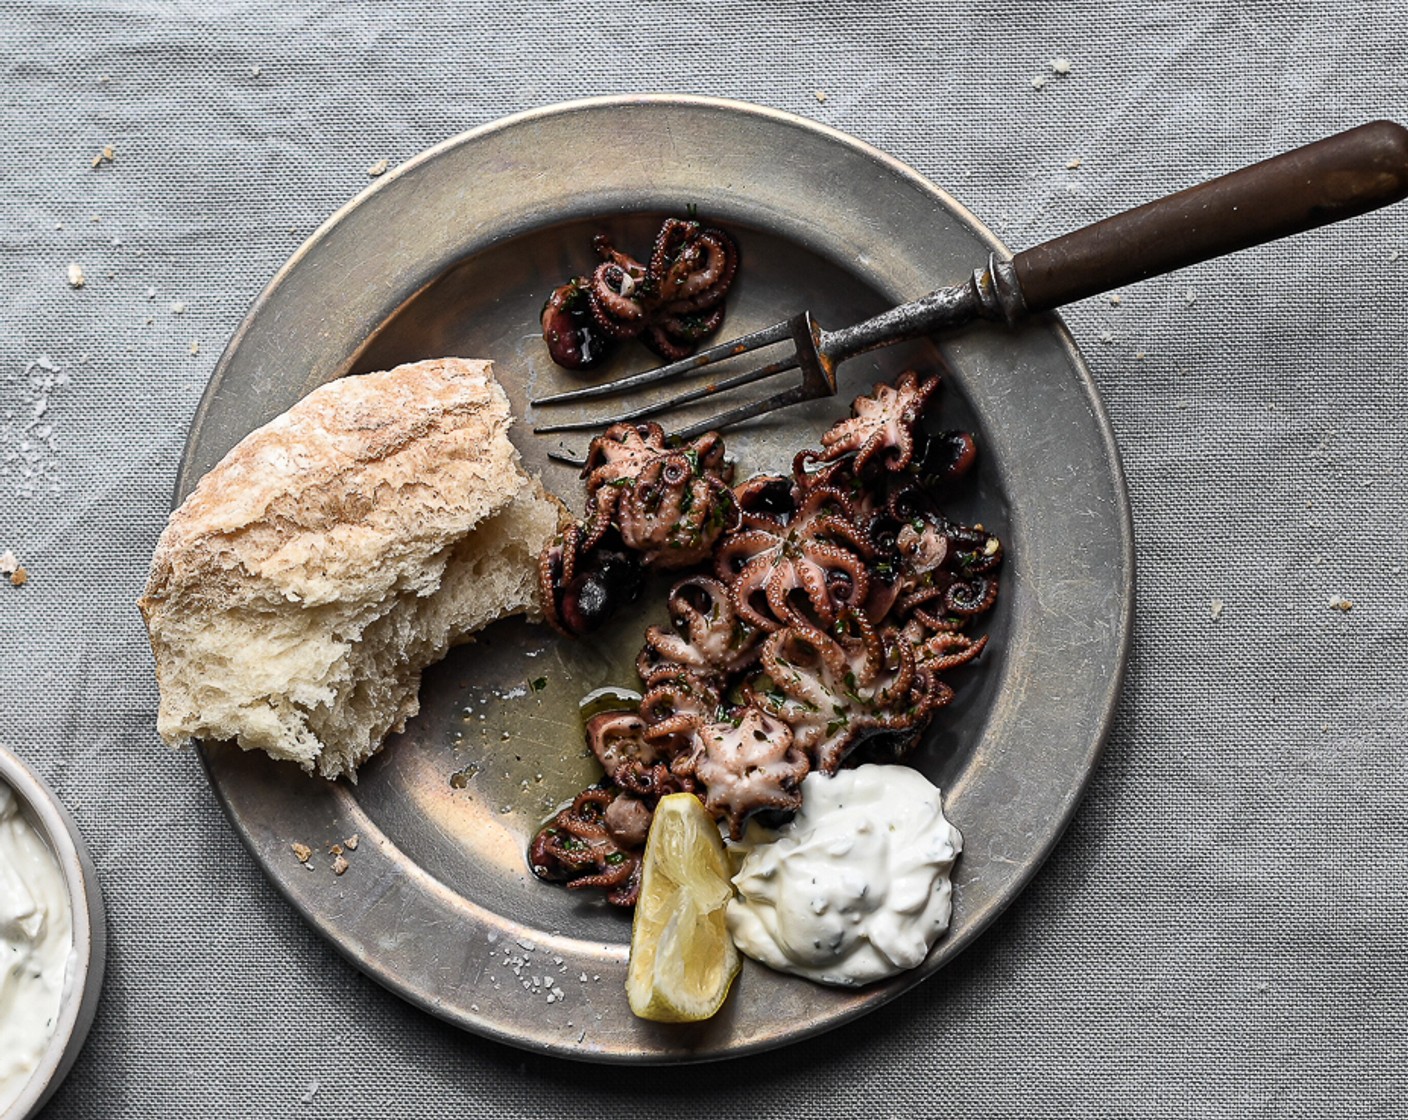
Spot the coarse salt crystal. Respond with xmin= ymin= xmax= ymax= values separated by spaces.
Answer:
xmin=1210 ymin=599 xmax=1224 ymax=621
xmin=1052 ymin=58 xmax=1072 ymax=74
xmin=170 ymin=301 xmax=186 ymax=315
xmin=1030 ymin=74 xmax=1047 ymax=90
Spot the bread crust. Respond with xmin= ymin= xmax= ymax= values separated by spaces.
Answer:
xmin=140 ymin=357 xmax=563 ymax=778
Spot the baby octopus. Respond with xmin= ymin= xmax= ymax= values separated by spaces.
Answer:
xmin=531 ymin=369 xmax=1003 ymax=902
xmin=540 ymin=217 xmax=740 ymax=369
xmin=537 ymin=422 xmax=739 ymax=638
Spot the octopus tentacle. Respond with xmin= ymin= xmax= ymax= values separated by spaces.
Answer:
xmin=541 ymin=277 xmax=613 ymax=370
xmin=593 ymin=233 xmax=649 ymax=275
xmin=638 ymin=670 xmax=721 ymax=744
xmin=537 ymin=525 xmax=644 ymax=638
xmin=819 ymin=369 xmax=943 ymax=474
xmin=673 ymin=708 xmax=809 ymax=839
xmin=945 ymin=576 xmax=1000 ymax=616
xmin=585 ymin=711 xmax=664 ymax=782
xmin=749 ymin=611 xmax=921 ymax=773
xmin=530 ymin=785 xmax=645 ymax=904
xmin=543 ymin=219 xmax=740 ymax=370
xmin=637 ymin=575 xmax=761 ymax=684
xmin=714 ymin=485 xmax=874 ymax=631
xmin=589 ymin=261 xmax=649 ymax=325
xmin=581 ymin=423 xmax=737 ymax=567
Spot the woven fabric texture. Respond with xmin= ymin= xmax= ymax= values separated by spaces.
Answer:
xmin=2 ymin=3 xmax=1405 ymax=1117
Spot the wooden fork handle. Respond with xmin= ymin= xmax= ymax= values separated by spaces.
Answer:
xmin=1011 ymin=120 xmax=1408 ymax=314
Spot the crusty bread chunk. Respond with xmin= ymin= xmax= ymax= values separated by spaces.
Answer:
xmin=139 ymin=357 xmax=564 ymax=779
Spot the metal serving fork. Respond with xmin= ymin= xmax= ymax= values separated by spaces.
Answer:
xmin=532 ymin=121 xmax=1408 ymax=464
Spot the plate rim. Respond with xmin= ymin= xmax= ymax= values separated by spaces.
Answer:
xmin=181 ymin=93 xmax=1135 ymax=1063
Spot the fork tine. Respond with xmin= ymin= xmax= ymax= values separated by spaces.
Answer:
xmin=542 ymin=371 xmax=813 ymax=468
xmin=532 ymin=353 xmax=800 ymax=433
xmin=529 ymin=319 xmax=796 ymax=406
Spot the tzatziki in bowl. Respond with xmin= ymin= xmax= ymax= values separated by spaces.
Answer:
xmin=0 ymin=746 xmax=105 ymax=1120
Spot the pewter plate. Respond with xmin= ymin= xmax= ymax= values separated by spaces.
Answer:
xmin=181 ymin=95 xmax=1133 ymax=1062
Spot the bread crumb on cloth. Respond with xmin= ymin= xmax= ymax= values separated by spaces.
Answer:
xmin=1 ymin=551 xmax=26 ymax=586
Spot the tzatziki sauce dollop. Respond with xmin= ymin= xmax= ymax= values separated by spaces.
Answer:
xmin=0 ymin=779 xmax=73 ymax=1114
xmin=726 ymin=765 xmax=962 ymax=987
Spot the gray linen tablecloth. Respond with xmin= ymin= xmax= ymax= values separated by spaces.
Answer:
xmin=3 ymin=3 xmax=1406 ymax=1116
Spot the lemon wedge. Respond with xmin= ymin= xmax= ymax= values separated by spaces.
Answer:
xmin=626 ymin=792 xmax=741 ymax=1022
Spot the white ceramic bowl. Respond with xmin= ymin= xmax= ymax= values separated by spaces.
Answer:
xmin=0 ymin=747 xmax=106 ymax=1120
